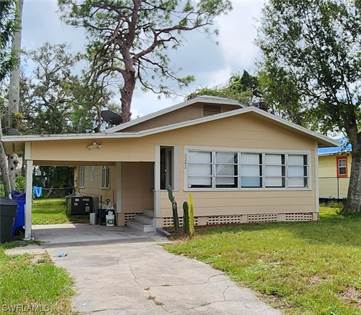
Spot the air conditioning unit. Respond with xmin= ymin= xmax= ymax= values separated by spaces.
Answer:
xmin=65 ymin=195 xmax=99 ymax=216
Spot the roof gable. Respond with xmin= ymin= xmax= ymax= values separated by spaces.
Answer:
xmin=105 ymin=95 xmax=242 ymax=133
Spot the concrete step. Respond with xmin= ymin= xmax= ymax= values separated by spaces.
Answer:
xmin=127 ymin=221 xmax=155 ymax=233
xmin=143 ymin=210 xmax=154 ymax=218
xmin=134 ymin=214 xmax=153 ymax=225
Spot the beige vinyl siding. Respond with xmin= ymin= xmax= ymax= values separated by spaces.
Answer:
xmin=159 ymin=151 xmax=316 ymax=218
xmin=28 ymin=111 xmax=317 ymax=220
xmin=120 ymin=162 xmax=154 ymax=214
xmin=75 ymin=162 xmax=154 ymax=214
xmin=30 ymin=113 xmax=319 ymax=164
xmin=152 ymin=113 xmax=317 ymax=218
xmin=31 ymin=138 xmax=155 ymax=163
xmin=160 ymin=191 xmax=315 ymax=217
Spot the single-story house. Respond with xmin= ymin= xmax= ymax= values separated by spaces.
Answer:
xmin=3 ymin=95 xmax=337 ymax=239
xmin=318 ymin=142 xmax=352 ymax=200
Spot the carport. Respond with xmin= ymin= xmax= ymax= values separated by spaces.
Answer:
xmin=3 ymin=133 xmax=160 ymax=240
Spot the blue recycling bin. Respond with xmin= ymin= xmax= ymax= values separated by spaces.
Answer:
xmin=11 ymin=191 xmax=25 ymax=235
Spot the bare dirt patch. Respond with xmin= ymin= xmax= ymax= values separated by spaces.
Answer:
xmin=341 ymin=287 xmax=361 ymax=308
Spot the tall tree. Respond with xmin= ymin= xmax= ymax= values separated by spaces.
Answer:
xmin=20 ymin=43 xmax=115 ymax=134
xmin=7 ymin=0 xmax=23 ymax=129
xmin=259 ymin=0 xmax=361 ymax=213
xmin=257 ymin=63 xmax=306 ymax=126
xmin=0 ymin=0 xmax=17 ymax=198
xmin=58 ymin=0 xmax=232 ymax=122
xmin=188 ymin=71 xmax=261 ymax=105
xmin=20 ymin=43 xmax=80 ymax=134
xmin=188 ymin=69 xmax=307 ymax=125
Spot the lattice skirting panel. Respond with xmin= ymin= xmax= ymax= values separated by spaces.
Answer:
xmin=161 ymin=217 xmax=199 ymax=227
xmin=159 ymin=212 xmax=316 ymax=227
xmin=124 ymin=213 xmax=138 ymax=223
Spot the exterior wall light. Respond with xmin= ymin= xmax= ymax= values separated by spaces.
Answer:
xmin=87 ymin=142 xmax=102 ymax=150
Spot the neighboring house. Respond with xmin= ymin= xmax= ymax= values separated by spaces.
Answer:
xmin=3 ymin=95 xmax=337 ymax=238
xmin=318 ymin=142 xmax=352 ymax=200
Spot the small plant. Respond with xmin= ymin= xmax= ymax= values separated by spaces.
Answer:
xmin=166 ymin=185 xmax=179 ymax=234
xmin=187 ymin=193 xmax=195 ymax=238
xmin=15 ymin=175 xmax=25 ymax=192
xmin=182 ymin=201 xmax=189 ymax=235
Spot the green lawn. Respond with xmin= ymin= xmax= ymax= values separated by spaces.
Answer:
xmin=0 ymin=242 xmax=73 ymax=314
xmin=32 ymin=198 xmax=70 ymax=225
xmin=165 ymin=207 xmax=361 ymax=315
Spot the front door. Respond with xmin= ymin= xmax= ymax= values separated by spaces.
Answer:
xmin=160 ymin=146 xmax=174 ymax=190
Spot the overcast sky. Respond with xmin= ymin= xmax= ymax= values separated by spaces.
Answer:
xmin=22 ymin=0 xmax=265 ymax=117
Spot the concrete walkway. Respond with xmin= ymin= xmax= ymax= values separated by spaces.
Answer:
xmin=47 ymin=241 xmax=281 ymax=315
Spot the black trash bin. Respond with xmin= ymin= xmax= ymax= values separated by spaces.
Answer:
xmin=0 ymin=198 xmax=18 ymax=243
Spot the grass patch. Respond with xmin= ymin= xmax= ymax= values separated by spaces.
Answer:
xmin=32 ymin=198 xmax=89 ymax=225
xmin=0 ymin=242 xmax=73 ymax=314
xmin=165 ymin=207 xmax=361 ymax=315
xmin=32 ymin=198 xmax=70 ymax=225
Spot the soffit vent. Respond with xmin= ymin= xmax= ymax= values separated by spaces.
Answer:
xmin=203 ymin=104 xmax=221 ymax=116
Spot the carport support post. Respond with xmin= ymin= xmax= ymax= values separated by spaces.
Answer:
xmin=25 ymin=160 xmax=33 ymax=240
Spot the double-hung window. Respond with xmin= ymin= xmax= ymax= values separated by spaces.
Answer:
xmin=101 ymin=166 xmax=110 ymax=189
xmin=187 ymin=151 xmax=212 ymax=188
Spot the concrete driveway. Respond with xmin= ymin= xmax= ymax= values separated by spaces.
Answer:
xmin=47 ymin=240 xmax=281 ymax=315
xmin=33 ymin=224 xmax=161 ymax=246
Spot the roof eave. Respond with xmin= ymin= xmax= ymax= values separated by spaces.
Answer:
xmin=1 ymin=107 xmax=338 ymax=147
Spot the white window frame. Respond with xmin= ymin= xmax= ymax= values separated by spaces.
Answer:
xmin=184 ymin=146 xmax=311 ymax=192
xmin=79 ymin=166 xmax=85 ymax=188
xmin=101 ymin=166 xmax=110 ymax=189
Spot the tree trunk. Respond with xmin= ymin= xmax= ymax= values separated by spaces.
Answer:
xmin=7 ymin=0 xmax=24 ymax=129
xmin=344 ymin=149 xmax=361 ymax=213
xmin=120 ymin=70 xmax=136 ymax=123
xmin=0 ymin=120 xmax=12 ymax=198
